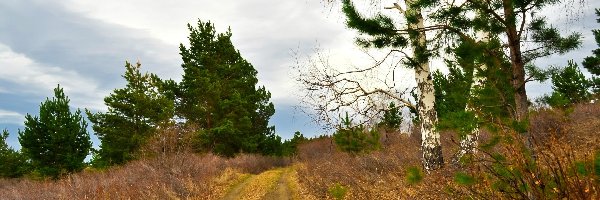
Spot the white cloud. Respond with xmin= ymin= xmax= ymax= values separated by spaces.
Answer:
xmin=0 ymin=109 xmax=24 ymax=125
xmin=0 ymin=43 xmax=108 ymax=111
xmin=57 ymin=0 xmax=355 ymax=104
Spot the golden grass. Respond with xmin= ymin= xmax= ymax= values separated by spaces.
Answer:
xmin=1 ymin=103 xmax=598 ymax=199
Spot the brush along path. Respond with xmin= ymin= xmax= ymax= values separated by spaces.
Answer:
xmin=221 ymin=167 xmax=298 ymax=200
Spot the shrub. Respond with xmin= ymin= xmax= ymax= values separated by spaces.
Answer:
xmin=405 ymin=166 xmax=423 ymax=185
xmin=333 ymin=113 xmax=381 ymax=154
xmin=380 ymin=102 xmax=402 ymax=131
xmin=328 ymin=183 xmax=348 ymax=200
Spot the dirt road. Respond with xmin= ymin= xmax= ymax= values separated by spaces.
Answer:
xmin=221 ymin=167 xmax=297 ymax=200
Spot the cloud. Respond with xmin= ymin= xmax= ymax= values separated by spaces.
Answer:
xmin=0 ymin=0 xmax=185 ymax=112
xmin=0 ymin=109 xmax=24 ymax=125
xmin=57 ymin=0 xmax=350 ymax=103
xmin=0 ymin=43 xmax=109 ymax=110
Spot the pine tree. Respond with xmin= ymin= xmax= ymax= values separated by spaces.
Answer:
xmin=437 ymin=0 xmax=582 ymax=122
xmin=177 ymin=20 xmax=275 ymax=157
xmin=540 ymin=61 xmax=592 ymax=107
xmin=0 ymin=129 xmax=29 ymax=178
xmin=583 ymin=8 xmax=600 ymax=93
xmin=18 ymin=86 xmax=91 ymax=179
xmin=341 ymin=0 xmax=443 ymax=170
xmin=87 ymin=61 xmax=174 ymax=167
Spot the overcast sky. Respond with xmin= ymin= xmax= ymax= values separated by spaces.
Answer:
xmin=1 ymin=0 xmax=599 ymax=149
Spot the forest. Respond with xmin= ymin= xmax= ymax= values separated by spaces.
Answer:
xmin=1 ymin=0 xmax=600 ymax=199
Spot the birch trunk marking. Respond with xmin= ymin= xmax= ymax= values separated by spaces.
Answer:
xmin=405 ymin=0 xmax=444 ymax=171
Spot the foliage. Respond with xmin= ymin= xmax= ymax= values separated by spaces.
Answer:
xmin=86 ymin=62 xmax=174 ymax=167
xmin=405 ymin=166 xmax=423 ymax=185
xmin=333 ymin=113 xmax=380 ymax=154
xmin=177 ymin=20 xmax=276 ymax=157
xmin=328 ymin=183 xmax=348 ymax=200
xmin=433 ymin=66 xmax=471 ymax=120
xmin=583 ymin=8 xmax=600 ymax=93
xmin=582 ymin=9 xmax=600 ymax=76
xmin=0 ymin=129 xmax=29 ymax=178
xmin=539 ymin=61 xmax=592 ymax=108
xmin=450 ymin=107 xmax=600 ymax=199
xmin=380 ymin=102 xmax=403 ymax=131
xmin=18 ymin=86 xmax=92 ymax=179
xmin=281 ymin=131 xmax=307 ymax=156
xmin=453 ymin=172 xmax=475 ymax=186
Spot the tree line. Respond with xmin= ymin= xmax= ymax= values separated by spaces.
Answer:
xmin=0 ymin=20 xmax=306 ymax=179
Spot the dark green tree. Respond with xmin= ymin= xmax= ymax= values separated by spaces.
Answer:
xmin=18 ymin=86 xmax=91 ymax=179
xmin=433 ymin=66 xmax=472 ymax=120
xmin=333 ymin=113 xmax=381 ymax=154
xmin=0 ymin=129 xmax=29 ymax=178
xmin=434 ymin=0 xmax=582 ymax=122
xmin=177 ymin=20 xmax=275 ymax=157
xmin=281 ymin=131 xmax=307 ymax=156
xmin=381 ymin=102 xmax=403 ymax=132
xmin=540 ymin=61 xmax=592 ymax=108
xmin=87 ymin=61 xmax=174 ymax=167
xmin=582 ymin=8 xmax=600 ymax=93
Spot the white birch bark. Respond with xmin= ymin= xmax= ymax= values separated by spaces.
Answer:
xmin=405 ymin=1 xmax=444 ymax=171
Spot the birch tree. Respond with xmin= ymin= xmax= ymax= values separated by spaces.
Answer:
xmin=340 ymin=0 xmax=444 ymax=170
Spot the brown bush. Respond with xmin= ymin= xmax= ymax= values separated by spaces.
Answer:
xmin=295 ymin=102 xmax=600 ymax=199
xmin=295 ymin=131 xmax=460 ymax=199
xmin=0 ymin=153 xmax=289 ymax=199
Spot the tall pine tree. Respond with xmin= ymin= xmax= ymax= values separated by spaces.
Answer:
xmin=87 ymin=61 xmax=174 ymax=167
xmin=18 ymin=86 xmax=91 ymax=179
xmin=177 ymin=20 xmax=276 ymax=157
xmin=583 ymin=8 xmax=600 ymax=93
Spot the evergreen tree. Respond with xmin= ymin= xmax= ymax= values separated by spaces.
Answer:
xmin=436 ymin=0 xmax=582 ymax=122
xmin=18 ymin=86 xmax=91 ymax=179
xmin=87 ymin=61 xmax=174 ymax=167
xmin=381 ymin=102 xmax=403 ymax=132
xmin=540 ymin=61 xmax=592 ymax=108
xmin=177 ymin=20 xmax=275 ymax=157
xmin=0 ymin=129 xmax=29 ymax=178
xmin=582 ymin=8 xmax=600 ymax=93
xmin=433 ymin=66 xmax=472 ymax=120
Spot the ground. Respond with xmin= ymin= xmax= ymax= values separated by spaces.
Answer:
xmin=220 ymin=167 xmax=299 ymax=200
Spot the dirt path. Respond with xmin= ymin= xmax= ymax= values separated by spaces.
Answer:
xmin=262 ymin=169 xmax=292 ymax=200
xmin=221 ymin=167 xmax=296 ymax=200
xmin=221 ymin=175 xmax=256 ymax=200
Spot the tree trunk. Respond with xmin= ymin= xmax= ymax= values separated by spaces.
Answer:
xmin=502 ymin=0 xmax=528 ymax=122
xmin=407 ymin=1 xmax=444 ymax=171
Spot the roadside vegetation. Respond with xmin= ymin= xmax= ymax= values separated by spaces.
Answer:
xmin=2 ymin=1 xmax=600 ymax=199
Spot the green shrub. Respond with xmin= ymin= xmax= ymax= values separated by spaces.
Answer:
xmin=381 ymin=102 xmax=402 ymax=131
xmin=406 ymin=166 xmax=423 ymax=185
xmin=328 ymin=183 xmax=348 ymax=200
xmin=333 ymin=113 xmax=380 ymax=154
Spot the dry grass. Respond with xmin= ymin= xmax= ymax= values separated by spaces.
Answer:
xmin=1 ymin=103 xmax=598 ymax=199
xmin=295 ymin=102 xmax=600 ymax=199
xmin=0 ymin=153 xmax=289 ymax=199
xmin=295 ymin=131 xmax=459 ymax=199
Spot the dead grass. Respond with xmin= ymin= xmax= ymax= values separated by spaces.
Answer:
xmin=0 ymin=153 xmax=289 ymax=199
xmin=295 ymin=131 xmax=459 ymax=199
xmin=1 ymin=103 xmax=598 ymax=199
xmin=294 ymin=102 xmax=600 ymax=199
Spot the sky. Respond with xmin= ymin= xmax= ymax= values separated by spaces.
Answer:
xmin=1 ymin=0 xmax=599 ymax=149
